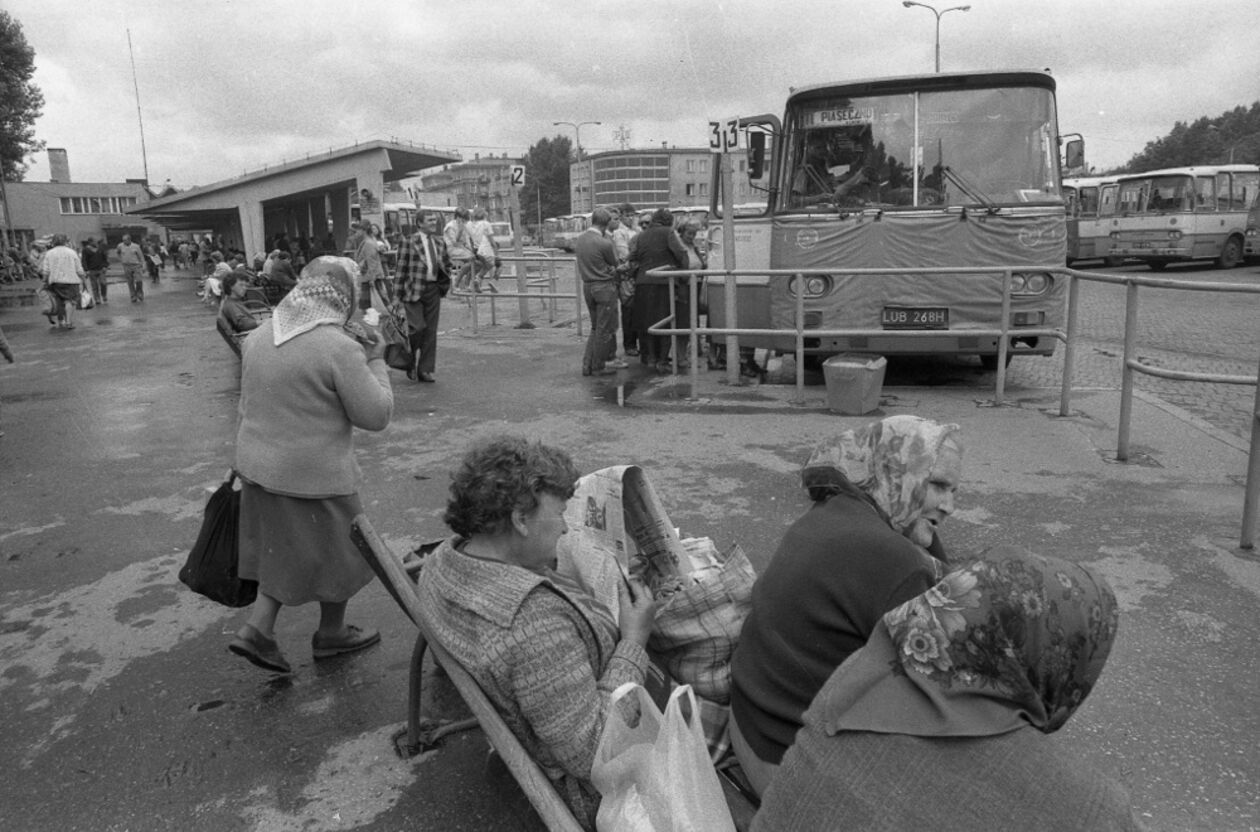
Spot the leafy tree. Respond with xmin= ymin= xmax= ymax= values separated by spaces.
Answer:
xmin=1114 ymin=102 xmax=1260 ymax=174
xmin=0 ymin=10 xmax=45 ymax=181
xmin=520 ymin=135 xmax=572 ymax=226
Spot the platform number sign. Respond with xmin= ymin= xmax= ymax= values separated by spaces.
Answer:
xmin=708 ymin=117 xmax=741 ymax=154
xmin=509 ymin=164 xmax=526 ymax=187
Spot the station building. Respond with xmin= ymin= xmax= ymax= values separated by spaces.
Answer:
xmin=566 ymin=146 xmax=757 ymax=213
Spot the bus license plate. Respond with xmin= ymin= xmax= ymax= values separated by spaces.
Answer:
xmin=882 ymin=307 xmax=949 ymax=329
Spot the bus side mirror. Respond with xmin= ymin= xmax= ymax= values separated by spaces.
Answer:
xmin=1064 ymin=138 xmax=1084 ymax=171
xmin=748 ymin=131 xmax=766 ymax=180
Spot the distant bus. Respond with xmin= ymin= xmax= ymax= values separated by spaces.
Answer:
xmin=1062 ymin=176 xmax=1121 ymax=266
xmin=1246 ymin=201 xmax=1260 ymax=261
xmin=1105 ymin=164 xmax=1259 ymax=270
xmin=554 ymin=213 xmax=591 ymax=251
xmin=540 ymin=217 xmax=562 ymax=249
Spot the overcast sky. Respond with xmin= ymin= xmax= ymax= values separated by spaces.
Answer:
xmin=8 ymin=0 xmax=1258 ymax=189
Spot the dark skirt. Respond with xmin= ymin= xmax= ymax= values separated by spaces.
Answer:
xmin=50 ymin=283 xmax=80 ymax=303
xmin=238 ymin=481 xmax=373 ymax=605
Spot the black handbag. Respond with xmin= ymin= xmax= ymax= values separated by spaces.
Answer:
xmin=384 ymin=341 xmax=414 ymax=371
xmin=178 ymin=471 xmax=258 ymax=607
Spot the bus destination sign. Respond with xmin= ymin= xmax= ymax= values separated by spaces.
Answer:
xmin=808 ymin=106 xmax=875 ymax=128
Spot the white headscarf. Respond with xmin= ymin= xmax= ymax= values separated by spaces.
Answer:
xmin=271 ymin=256 xmax=363 ymax=347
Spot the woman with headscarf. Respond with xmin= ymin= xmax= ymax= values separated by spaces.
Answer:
xmin=628 ymin=208 xmax=687 ymax=372
xmin=228 ymin=256 xmax=394 ymax=674
xmin=753 ymin=546 xmax=1142 ymax=831
xmin=729 ymin=414 xmax=962 ymax=795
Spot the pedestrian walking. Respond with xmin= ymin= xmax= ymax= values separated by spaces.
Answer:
xmin=228 ymin=256 xmax=393 ymax=674
xmin=575 ymin=207 xmax=623 ymax=376
xmin=41 ymin=234 xmax=85 ymax=330
xmin=393 ymin=211 xmax=451 ymax=383
xmin=81 ymin=237 xmax=109 ymax=305
xmin=116 ymin=234 xmax=145 ymax=302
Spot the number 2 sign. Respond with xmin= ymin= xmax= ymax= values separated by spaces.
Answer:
xmin=708 ymin=117 xmax=741 ymax=154
xmin=509 ymin=165 xmax=526 ymax=187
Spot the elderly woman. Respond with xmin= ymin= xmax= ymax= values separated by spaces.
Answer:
xmin=729 ymin=414 xmax=962 ymax=796
xmin=415 ymin=437 xmax=658 ymax=830
xmin=228 ymin=256 xmax=393 ymax=674
xmin=628 ymin=208 xmax=688 ymax=372
xmin=753 ymin=546 xmax=1142 ymax=831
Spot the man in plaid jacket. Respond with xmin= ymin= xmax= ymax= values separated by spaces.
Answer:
xmin=393 ymin=213 xmax=451 ymax=383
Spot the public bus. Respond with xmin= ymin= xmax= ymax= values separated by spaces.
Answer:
xmin=1104 ymin=164 xmax=1259 ymax=270
xmin=539 ymin=217 xmax=563 ymax=249
xmin=553 ymin=213 xmax=591 ymax=251
xmin=706 ymin=69 xmax=1073 ymax=368
xmin=1246 ymin=201 xmax=1260 ymax=261
xmin=1062 ymin=176 xmax=1121 ymax=266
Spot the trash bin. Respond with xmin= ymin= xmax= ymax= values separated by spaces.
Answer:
xmin=822 ymin=354 xmax=887 ymax=415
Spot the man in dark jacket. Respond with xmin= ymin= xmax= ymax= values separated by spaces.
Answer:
xmin=81 ymin=238 xmax=110 ymax=305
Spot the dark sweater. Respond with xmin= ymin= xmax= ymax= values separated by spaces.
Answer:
xmin=729 ymin=494 xmax=943 ymax=763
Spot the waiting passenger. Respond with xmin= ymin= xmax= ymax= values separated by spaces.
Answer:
xmin=752 ymin=546 xmax=1143 ymax=832
xmin=218 ymin=272 xmax=261 ymax=335
xmin=729 ymin=415 xmax=962 ymax=796
xmin=415 ymin=436 xmax=658 ymax=830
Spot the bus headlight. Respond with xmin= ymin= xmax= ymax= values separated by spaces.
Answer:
xmin=1167 ymin=229 xmax=1182 ymax=241
xmin=1010 ymin=272 xmax=1051 ymax=296
xmin=788 ymin=274 xmax=832 ymax=298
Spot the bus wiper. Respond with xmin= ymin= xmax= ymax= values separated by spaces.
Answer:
xmin=941 ymin=166 xmax=999 ymax=213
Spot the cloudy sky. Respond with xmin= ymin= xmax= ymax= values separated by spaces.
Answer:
xmin=8 ymin=0 xmax=1258 ymax=189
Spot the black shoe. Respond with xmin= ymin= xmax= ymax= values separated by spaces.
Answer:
xmin=417 ymin=372 xmax=435 ymax=383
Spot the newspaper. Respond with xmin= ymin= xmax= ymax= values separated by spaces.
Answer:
xmin=556 ymin=466 xmax=719 ymax=624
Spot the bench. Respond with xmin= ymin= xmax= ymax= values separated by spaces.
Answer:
xmin=349 ymin=514 xmax=757 ymax=831
xmin=216 ymin=316 xmax=243 ymax=358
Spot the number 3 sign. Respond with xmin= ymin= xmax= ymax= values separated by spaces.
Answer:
xmin=708 ymin=117 xmax=741 ymax=153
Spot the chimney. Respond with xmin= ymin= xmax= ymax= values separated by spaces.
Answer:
xmin=48 ymin=148 xmax=70 ymax=183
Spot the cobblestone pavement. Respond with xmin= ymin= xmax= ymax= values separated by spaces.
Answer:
xmin=1007 ymin=261 xmax=1260 ymax=441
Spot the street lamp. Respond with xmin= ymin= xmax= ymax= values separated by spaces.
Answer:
xmin=553 ymin=121 xmax=602 ymax=161
xmin=902 ymin=1 xmax=970 ymax=73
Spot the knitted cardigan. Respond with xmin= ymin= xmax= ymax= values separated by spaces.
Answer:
xmin=235 ymin=320 xmax=392 ymax=496
xmin=415 ymin=539 xmax=649 ymax=830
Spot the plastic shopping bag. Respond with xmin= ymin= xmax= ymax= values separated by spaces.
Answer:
xmin=592 ymin=683 xmax=735 ymax=832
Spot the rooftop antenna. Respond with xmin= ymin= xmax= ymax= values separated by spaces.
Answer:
xmin=614 ymin=124 xmax=631 ymax=150
xmin=126 ymin=28 xmax=151 ymax=185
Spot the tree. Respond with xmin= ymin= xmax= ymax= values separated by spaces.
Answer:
xmin=521 ymin=135 xmax=572 ymax=227
xmin=0 ymin=10 xmax=45 ymax=181
xmin=1114 ymin=101 xmax=1260 ymax=174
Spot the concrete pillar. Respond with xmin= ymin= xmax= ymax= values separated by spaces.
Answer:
xmin=237 ymin=200 xmax=265 ymax=262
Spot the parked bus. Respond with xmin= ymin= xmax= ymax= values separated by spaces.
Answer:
xmin=1246 ymin=201 xmax=1260 ymax=261
xmin=539 ymin=217 xmax=563 ymax=249
xmin=553 ymin=213 xmax=591 ymax=251
xmin=1104 ymin=164 xmax=1259 ymax=270
xmin=707 ymin=69 xmax=1072 ymax=368
xmin=1063 ymin=176 xmax=1121 ymax=266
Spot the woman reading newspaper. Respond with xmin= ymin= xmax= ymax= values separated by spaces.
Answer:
xmin=415 ymin=436 xmax=658 ymax=830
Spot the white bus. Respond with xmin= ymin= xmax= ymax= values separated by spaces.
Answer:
xmin=1105 ymin=164 xmax=1259 ymax=270
xmin=1063 ymin=176 xmax=1121 ymax=266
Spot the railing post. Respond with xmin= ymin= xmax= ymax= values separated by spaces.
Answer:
xmin=668 ymin=273 xmax=678 ymax=375
xmin=795 ymin=273 xmax=806 ymax=404
xmin=1116 ymin=280 xmax=1139 ymax=462
xmin=688 ymin=273 xmax=700 ymax=400
xmin=1059 ymin=269 xmax=1080 ymax=417
xmin=1239 ymin=348 xmax=1260 ymax=549
xmin=995 ymin=269 xmax=1011 ymax=405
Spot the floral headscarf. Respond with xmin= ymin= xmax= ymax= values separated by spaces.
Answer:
xmin=801 ymin=415 xmax=962 ymax=533
xmin=809 ymin=545 xmax=1119 ymax=739
xmin=271 ymin=256 xmax=364 ymax=346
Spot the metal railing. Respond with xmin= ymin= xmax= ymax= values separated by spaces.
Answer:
xmin=643 ymin=265 xmax=1067 ymax=405
xmin=1055 ymin=268 xmax=1260 ymax=548
xmin=449 ymin=253 xmax=583 ymax=335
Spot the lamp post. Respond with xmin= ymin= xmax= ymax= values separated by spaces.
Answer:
xmin=553 ymin=120 xmax=602 ymax=161
xmin=902 ymin=1 xmax=970 ymax=72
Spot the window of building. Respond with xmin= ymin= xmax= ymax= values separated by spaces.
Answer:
xmin=699 ymin=184 xmax=708 ymax=197
xmin=686 ymin=160 xmax=696 ymax=173
xmin=685 ymin=184 xmax=695 ymax=196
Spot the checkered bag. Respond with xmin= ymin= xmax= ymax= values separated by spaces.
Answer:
xmin=648 ymin=544 xmax=755 ymax=704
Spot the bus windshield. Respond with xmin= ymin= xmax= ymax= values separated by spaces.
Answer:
xmin=783 ymin=85 xmax=1061 ymax=211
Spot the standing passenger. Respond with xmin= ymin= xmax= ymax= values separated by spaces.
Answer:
xmin=628 ymin=208 xmax=687 ymax=372
xmin=393 ymin=211 xmax=450 ymax=383
xmin=575 ymin=207 xmax=622 ymax=376
xmin=611 ymin=202 xmax=639 ymax=357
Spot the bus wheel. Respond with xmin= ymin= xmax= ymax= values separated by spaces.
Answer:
xmin=1147 ymin=260 xmax=1169 ymax=272
xmin=1216 ymin=237 xmax=1243 ymax=270
xmin=979 ymin=353 xmax=1013 ymax=371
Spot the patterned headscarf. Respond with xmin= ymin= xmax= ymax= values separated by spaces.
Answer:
xmin=271 ymin=256 xmax=364 ymax=346
xmin=810 ymin=545 xmax=1119 ymax=738
xmin=801 ymin=415 xmax=962 ymax=533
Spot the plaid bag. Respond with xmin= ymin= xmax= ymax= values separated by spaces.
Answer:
xmin=648 ymin=544 xmax=755 ymax=704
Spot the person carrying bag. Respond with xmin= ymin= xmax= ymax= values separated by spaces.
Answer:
xmin=592 ymin=683 xmax=736 ymax=832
